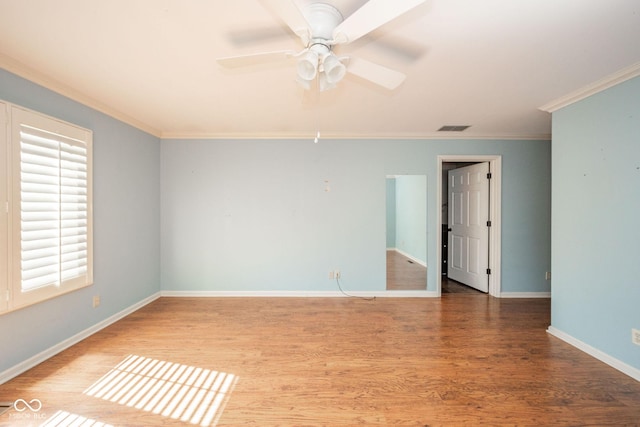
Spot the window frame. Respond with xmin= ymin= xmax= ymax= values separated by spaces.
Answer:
xmin=0 ymin=101 xmax=8 ymax=313
xmin=1 ymin=101 xmax=93 ymax=314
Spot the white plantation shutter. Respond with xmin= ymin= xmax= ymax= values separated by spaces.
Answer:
xmin=9 ymin=105 xmax=92 ymax=310
xmin=20 ymin=127 xmax=62 ymax=290
xmin=60 ymin=141 xmax=89 ymax=281
xmin=20 ymin=126 xmax=88 ymax=290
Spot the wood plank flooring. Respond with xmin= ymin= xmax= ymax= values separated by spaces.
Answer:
xmin=441 ymin=277 xmax=485 ymax=294
xmin=386 ymin=250 xmax=426 ymax=290
xmin=1 ymin=296 xmax=639 ymax=426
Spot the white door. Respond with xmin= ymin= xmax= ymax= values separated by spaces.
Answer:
xmin=448 ymin=162 xmax=490 ymax=292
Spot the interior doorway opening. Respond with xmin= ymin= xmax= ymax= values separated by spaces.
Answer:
xmin=437 ymin=156 xmax=502 ymax=297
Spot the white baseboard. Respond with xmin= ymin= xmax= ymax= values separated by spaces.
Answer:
xmin=161 ymin=290 xmax=439 ymax=298
xmin=547 ymin=326 xmax=640 ymax=382
xmin=499 ymin=292 xmax=551 ymax=298
xmin=0 ymin=292 xmax=161 ymax=385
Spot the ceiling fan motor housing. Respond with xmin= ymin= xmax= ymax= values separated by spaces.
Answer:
xmin=303 ymin=3 xmax=344 ymax=46
xmin=296 ymin=3 xmax=346 ymax=86
xmin=218 ymin=0 xmax=422 ymax=91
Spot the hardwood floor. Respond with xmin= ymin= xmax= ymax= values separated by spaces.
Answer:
xmin=385 ymin=249 xmax=480 ymax=294
xmin=1 ymin=296 xmax=639 ymax=426
xmin=441 ymin=277 xmax=485 ymax=294
xmin=386 ymin=250 xmax=426 ymax=290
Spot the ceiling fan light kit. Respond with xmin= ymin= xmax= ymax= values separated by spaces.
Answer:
xmin=321 ymin=52 xmax=346 ymax=84
xmin=297 ymin=50 xmax=346 ymax=91
xmin=294 ymin=4 xmax=346 ymax=91
xmin=297 ymin=49 xmax=320 ymax=81
xmin=218 ymin=0 xmax=426 ymax=92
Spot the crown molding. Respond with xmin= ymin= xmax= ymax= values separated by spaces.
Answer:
xmin=0 ymin=53 xmax=162 ymax=137
xmin=160 ymin=131 xmax=551 ymax=141
xmin=539 ymin=62 xmax=640 ymax=113
xmin=0 ymin=53 xmax=555 ymax=141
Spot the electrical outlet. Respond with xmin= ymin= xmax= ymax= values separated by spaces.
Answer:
xmin=92 ymin=295 xmax=100 ymax=308
xmin=545 ymin=271 xmax=551 ymax=280
xmin=335 ymin=270 xmax=341 ymax=279
xmin=328 ymin=271 xmax=334 ymax=280
xmin=632 ymin=329 xmax=640 ymax=346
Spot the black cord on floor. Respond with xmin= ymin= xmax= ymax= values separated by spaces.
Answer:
xmin=335 ymin=277 xmax=376 ymax=300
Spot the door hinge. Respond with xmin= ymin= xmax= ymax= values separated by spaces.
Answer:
xmin=486 ymin=268 xmax=491 ymax=275
xmin=487 ymin=220 xmax=492 ymax=227
xmin=487 ymin=172 xmax=492 ymax=179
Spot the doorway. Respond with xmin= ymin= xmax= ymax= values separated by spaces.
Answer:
xmin=437 ymin=156 xmax=502 ymax=297
xmin=447 ymin=162 xmax=490 ymax=292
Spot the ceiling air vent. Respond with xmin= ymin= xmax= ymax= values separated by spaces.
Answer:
xmin=438 ymin=125 xmax=471 ymax=132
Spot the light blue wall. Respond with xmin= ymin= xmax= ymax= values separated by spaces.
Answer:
xmin=551 ymin=76 xmax=640 ymax=370
xmin=161 ymin=138 xmax=551 ymax=294
xmin=0 ymin=70 xmax=161 ymax=373
xmin=0 ymin=68 xmax=553 ymax=376
xmin=394 ymin=175 xmax=427 ymax=264
xmin=385 ymin=178 xmax=396 ymax=248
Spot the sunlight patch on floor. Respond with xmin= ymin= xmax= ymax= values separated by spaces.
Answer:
xmin=42 ymin=410 xmax=114 ymax=427
xmin=84 ymin=354 xmax=237 ymax=426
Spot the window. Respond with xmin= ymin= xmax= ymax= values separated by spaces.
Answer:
xmin=1 ymin=101 xmax=93 ymax=313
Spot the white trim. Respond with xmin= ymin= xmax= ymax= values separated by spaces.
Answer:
xmin=0 ymin=101 xmax=8 ymax=314
xmin=7 ymin=103 xmax=94 ymax=311
xmin=2 ymin=54 xmax=554 ymax=142
xmin=436 ymin=155 xmax=502 ymax=298
xmin=547 ymin=326 xmax=640 ymax=382
xmin=499 ymin=292 xmax=551 ymax=298
xmin=0 ymin=292 xmax=161 ymax=385
xmin=0 ymin=54 xmax=161 ymax=137
xmin=160 ymin=132 xmax=552 ymax=140
xmin=539 ymin=62 xmax=640 ymax=112
xmin=161 ymin=290 xmax=439 ymax=298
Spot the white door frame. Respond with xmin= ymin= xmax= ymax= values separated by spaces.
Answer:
xmin=437 ymin=155 xmax=502 ymax=297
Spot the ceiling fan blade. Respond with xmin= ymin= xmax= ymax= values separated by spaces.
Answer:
xmin=346 ymin=57 xmax=406 ymax=90
xmin=355 ymin=33 xmax=427 ymax=62
xmin=227 ymin=26 xmax=292 ymax=47
xmin=217 ymin=50 xmax=298 ymax=68
xmin=332 ymin=0 xmax=426 ymax=44
xmin=260 ymin=0 xmax=311 ymax=44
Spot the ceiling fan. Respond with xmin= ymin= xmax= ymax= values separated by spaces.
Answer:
xmin=217 ymin=0 xmax=426 ymax=91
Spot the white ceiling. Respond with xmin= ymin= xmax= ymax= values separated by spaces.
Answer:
xmin=1 ymin=0 xmax=639 ymax=139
